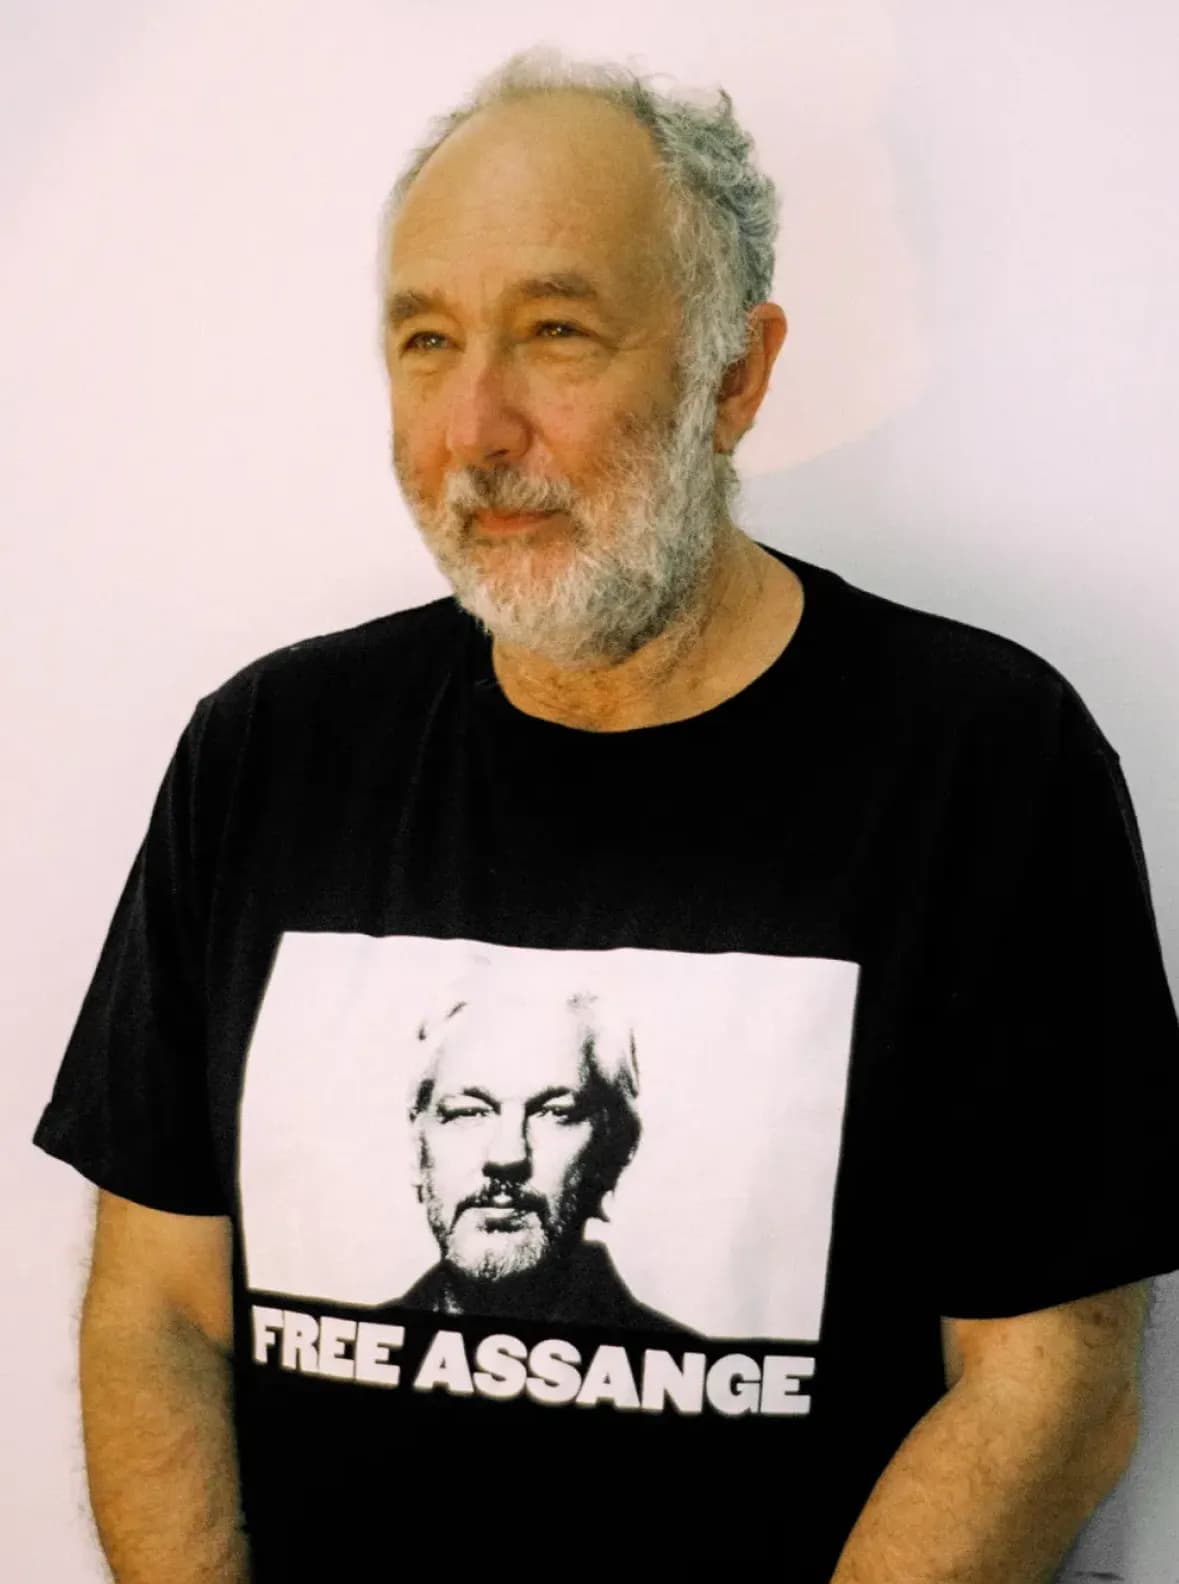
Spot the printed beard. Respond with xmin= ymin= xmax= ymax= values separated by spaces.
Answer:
xmin=446 ymin=1204 xmax=551 ymax=1283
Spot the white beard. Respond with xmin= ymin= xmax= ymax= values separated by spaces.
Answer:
xmin=446 ymin=1216 xmax=552 ymax=1282
xmin=403 ymin=368 xmax=740 ymax=670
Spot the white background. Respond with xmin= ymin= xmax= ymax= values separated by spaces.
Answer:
xmin=239 ymin=935 xmax=857 ymax=1338
xmin=5 ymin=1 xmax=1178 ymax=1577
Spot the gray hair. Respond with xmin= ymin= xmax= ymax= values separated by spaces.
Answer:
xmin=375 ymin=43 xmax=782 ymax=458
xmin=409 ymin=985 xmax=642 ymax=1216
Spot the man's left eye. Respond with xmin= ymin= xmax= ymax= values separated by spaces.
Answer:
xmin=536 ymin=321 xmax=582 ymax=338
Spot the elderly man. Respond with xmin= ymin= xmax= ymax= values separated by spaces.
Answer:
xmin=33 ymin=42 xmax=1179 ymax=1584
xmin=389 ymin=980 xmax=690 ymax=1331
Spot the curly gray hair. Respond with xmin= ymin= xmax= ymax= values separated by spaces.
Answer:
xmin=375 ymin=43 xmax=781 ymax=464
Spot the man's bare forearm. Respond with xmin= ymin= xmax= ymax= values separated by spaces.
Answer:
xmin=80 ymin=1296 xmax=250 ymax=1584
xmin=830 ymin=1374 xmax=1134 ymax=1584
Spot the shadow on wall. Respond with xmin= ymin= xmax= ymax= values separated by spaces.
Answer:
xmin=746 ymin=0 xmax=932 ymax=473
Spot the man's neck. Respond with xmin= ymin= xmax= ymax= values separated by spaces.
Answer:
xmin=490 ymin=527 xmax=804 ymax=733
xmin=436 ymin=1244 xmax=603 ymax=1320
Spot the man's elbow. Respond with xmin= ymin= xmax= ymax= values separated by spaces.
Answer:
xmin=1079 ymin=1386 xmax=1141 ymax=1492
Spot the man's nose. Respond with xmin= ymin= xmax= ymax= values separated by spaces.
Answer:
xmin=483 ymin=1104 xmax=530 ymax=1176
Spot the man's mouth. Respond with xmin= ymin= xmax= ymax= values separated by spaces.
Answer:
xmin=476 ymin=1206 xmax=534 ymax=1229
xmin=456 ymin=1190 xmax=546 ymax=1229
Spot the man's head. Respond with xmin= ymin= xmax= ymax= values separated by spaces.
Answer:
xmin=408 ymin=986 xmax=641 ymax=1287
xmin=377 ymin=47 xmax=785 ymax=669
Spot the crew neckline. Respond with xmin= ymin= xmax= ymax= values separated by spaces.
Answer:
xmin=462 ymin=543 xmax=840 ymax=747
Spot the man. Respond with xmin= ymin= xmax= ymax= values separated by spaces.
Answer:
xmin=32 ymin=44 xmax=1179 ymax=1584
xmin=388 ymin=976 xmax=692 ymax=1332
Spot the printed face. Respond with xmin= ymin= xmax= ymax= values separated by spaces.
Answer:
xmin=414 ymin=1010 xmax=602 ymax=1284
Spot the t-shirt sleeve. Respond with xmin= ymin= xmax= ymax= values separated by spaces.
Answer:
xmin=926 ymin=676 xmax=1179 ymax=1319
xmin=32 ymin=696 xmax=229 ymax=1216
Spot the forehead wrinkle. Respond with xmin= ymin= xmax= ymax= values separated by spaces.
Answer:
xmin=387 ymin=104 xmax=670 ymax=333
xmin=385 ymin=269 xmax=618 ymax=333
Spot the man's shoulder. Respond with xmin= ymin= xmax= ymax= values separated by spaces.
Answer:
xmin=807 ymin=555 xmax=1102 ymax=752
xmin=576 ymin=1243 xmax=701 ymax=1338
xmin=371 ymin=1264 xmax=447 ymax=1316
xmin=178 ymin=593 xmax=470 ymax=771
xmin=832 ymin=565 xmax=1063 ymax=697
xmin=206 ymin=594 xmax=463 ymax=712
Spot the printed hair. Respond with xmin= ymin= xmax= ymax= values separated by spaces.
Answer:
xmin=410 ymin=985 xmax=642 ymax=1214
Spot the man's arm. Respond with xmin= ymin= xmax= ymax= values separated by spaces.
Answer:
xmin=80 ymin=1190 xmax=250 ymax=1584
xmin=830 ymin=1280 xmax=1148 ymax=1584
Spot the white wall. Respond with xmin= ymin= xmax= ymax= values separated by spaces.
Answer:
xmin=4 ymin=1 xmax=1177 ymax=1577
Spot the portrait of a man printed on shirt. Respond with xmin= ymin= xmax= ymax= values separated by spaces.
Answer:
xmin=389 ymin=980 xmax=693 ymax=1335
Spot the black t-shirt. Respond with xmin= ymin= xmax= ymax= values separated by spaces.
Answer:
xmin=33 ymin=547 xmax=1179 ymax=1580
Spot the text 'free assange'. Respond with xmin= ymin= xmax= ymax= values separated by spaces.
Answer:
xmin=251 ymin=1306 xmax=816 ymax=1416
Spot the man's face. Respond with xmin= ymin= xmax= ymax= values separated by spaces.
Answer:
xmin=382 ymin=91 xmax=734 ymax=669
xmin=413 ymin=1003 xmax=603 ymax=1284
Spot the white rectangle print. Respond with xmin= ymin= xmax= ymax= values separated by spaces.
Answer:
xmin=238 ymin=934 xmax=859 ymax=1342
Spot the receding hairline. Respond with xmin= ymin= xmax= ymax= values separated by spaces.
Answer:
xmin=395 ymin=84 xmax=668 ymax=229
xmin=449 ymin=84 xmax=665 ymax=169
xmin=383 ymin=88 xmax=677 ymax=320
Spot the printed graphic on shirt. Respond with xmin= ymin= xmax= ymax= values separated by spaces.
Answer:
xmin=238 ymin=936 xmax=858 ymax=1414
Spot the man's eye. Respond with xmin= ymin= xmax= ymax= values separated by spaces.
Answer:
xmin=401 ymin=331 xmax=445 ymax=353
xmin=536 ymin=1103 xmax=577 ymax=1121
xmin=438 ymin=1105 xmax=489 ymax=1122
xmin=401 ymin=322 xmax=583 ymax=354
